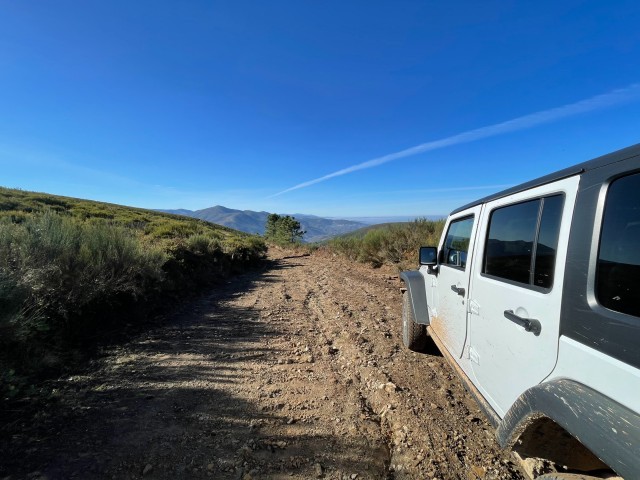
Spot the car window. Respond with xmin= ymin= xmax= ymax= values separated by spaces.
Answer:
xmin=596 ymin=172 xmax=640 ymax=317
xmin=442 ymin=216 xmax=474 ymax=269
xmin=533 ymin=195 xmax=564 ymax=288
xmin=484 ymin=195 xmax=564 ymax=288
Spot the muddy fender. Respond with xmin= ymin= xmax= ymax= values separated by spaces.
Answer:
xmin=400 ymin=271 xmax=429 ymax=325
xmin=497 ymin=379 xmax=640 ymax=479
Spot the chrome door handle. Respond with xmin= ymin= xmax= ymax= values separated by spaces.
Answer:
xmin=504 ymin=310 xmax=541 ymax=335
xmin=450 ymin=285 xmax=465 ymax=296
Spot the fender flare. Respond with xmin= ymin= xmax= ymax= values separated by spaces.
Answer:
xmin=399 ymin=270 xmax=429 ymax=325
xmin=497 ymin=378 xmax=640 ymax=479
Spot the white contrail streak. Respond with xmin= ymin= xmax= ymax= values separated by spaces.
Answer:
xmin=271 ymin=83 xmax=640 ymax=197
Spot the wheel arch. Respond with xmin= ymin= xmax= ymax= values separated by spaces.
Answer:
xmin=497 ymin=378 xmax=640 ymax=478
xmin=399 ymin=270 xmax=429 ymax=325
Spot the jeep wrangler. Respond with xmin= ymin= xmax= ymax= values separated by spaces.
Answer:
xmin=400 ymin=143 xmax=640 ymax=479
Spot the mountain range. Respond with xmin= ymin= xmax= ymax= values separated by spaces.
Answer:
xmin=159 ymin=206 xmax=368 ymax=242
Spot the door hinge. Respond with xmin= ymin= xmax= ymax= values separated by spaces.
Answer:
xmin=469 ymin=346 xmax=480 ymax=365
xmin=468 ymin=299 xmax=480 ymax=315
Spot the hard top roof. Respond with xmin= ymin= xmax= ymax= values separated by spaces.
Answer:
xmin=450 ymin=142 xmax=640 ymax=215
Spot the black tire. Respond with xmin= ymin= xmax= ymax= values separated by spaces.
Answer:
xmin=402 ymin=291 xmax=427 ymax=351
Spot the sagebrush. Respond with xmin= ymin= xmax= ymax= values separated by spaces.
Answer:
xmin=0 ymin=187 xmax=266 ymax=393
xmin=327 ymin=218 xmax=445 ymax=268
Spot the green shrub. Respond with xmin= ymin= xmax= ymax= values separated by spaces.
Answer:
xmin=0 ymin=187 xmax=267 ymax=386
xmin=186 ymin=233 xmax=223 ymax=255
xmin=0 ymin=270 xmax=46 ymax=341
xmin=222 ymin=235 xmax=268 ymax=263
xmin=326 ymin=236 xmax=360 ymax=261
xmin=0 ymin=212 xmax=167 ymax=335
xmin=327 ymin=218 xmax=445 ymax=268
xmin=147 ymin=220 xmax=202 ymax=238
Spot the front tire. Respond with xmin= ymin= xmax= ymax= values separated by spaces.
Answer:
xmin=402 ymin=291 xmax=427 ymax=351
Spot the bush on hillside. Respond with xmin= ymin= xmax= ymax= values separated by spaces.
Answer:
xmin=0 ymin=192 xmax=267 ymax=391
xmin=0 ymin=213 xmax=167 ymax=359
xmin=327 ymin=218 xmax=445 ymax=268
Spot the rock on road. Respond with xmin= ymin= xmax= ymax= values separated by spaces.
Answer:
xmin=0 ymin=250 xmax=524 ymax=480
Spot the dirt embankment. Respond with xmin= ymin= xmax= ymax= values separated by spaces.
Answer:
xmin=1 ymin=250 xmax=524 ymax=480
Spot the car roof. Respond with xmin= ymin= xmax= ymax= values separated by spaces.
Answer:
xmin=450 ymin=143 xmax=640 ymax=215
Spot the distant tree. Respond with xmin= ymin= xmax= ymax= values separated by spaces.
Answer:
xmin=264 ymin=213 xmax=281 ymax=241
xmin=265 ymin=214 xmax=305 ymax=244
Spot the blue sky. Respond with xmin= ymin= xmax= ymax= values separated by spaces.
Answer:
xmin=1 ymin=1 xmax=639 ymax=218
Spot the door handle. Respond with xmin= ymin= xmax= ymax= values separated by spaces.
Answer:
xmin=450 ymin=285 xmax=465 ymax=296
xmin=504 ymin=310 xmax=541 ymax=336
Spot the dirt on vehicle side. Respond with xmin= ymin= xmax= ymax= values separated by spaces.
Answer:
xmin=0 ymin=249 xmax=524 ymax=480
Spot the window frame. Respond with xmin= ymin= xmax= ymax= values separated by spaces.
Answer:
xmin=440 ymin=214 xmax=475 ymax=271
xmin=480 ymin=193 xmax=565 ymax=293
xmin=593 ymin=171 xmax=640 ymax=318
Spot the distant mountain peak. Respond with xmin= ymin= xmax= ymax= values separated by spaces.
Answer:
xmin=156 ymin=205 xmax=367 ymax=242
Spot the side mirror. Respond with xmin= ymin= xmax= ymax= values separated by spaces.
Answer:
xmin=419 ymin=246 xmax=437 ymax=266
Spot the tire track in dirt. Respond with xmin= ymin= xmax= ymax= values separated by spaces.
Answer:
xmin=277 ymin=250 xmax=523 ymax=479
xmin=301 ymin=270 xmax=452 ymax=477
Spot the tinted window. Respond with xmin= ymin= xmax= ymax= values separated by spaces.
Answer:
xmin=533 ymin=195 xmax=564 ymax=288
xmin=484 ymin=195 xmax=564 ymax=288
xmin=443 ymin=216 xmax=474 ymax=269
xmin=597 ymin=173 xmax=640 ymax=317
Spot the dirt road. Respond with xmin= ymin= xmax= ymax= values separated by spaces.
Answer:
xmin=1 ymin=250 xmax=524 ymax=480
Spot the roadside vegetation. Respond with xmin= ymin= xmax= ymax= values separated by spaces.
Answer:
xmin=0 ymin=187 xmax=266 ymax=396
xmin=326 ymin=218 xmax=445 ymax=268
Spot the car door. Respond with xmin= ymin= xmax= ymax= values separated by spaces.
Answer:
xmin=467 ymin=176 xmax=579 ymax=417
xmin=429 ymin=206 xmax=481 ymax=358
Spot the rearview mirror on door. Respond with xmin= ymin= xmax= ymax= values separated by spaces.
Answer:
xmin=419 ymin=246 xmax=437 ymax=266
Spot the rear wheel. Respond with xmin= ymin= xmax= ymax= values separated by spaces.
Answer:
xmin=402 ymin=291 xmax=427 ymax=351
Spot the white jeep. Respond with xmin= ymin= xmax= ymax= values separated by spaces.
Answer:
xmin=400 ymin=144 xmax=640 ymax=479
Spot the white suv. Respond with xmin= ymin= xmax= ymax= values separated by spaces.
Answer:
xmin=400 ymin=144 xmax=640 ymax=479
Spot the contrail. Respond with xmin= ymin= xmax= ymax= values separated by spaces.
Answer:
xmin=271 ymin=83 xmax=640 ymax=197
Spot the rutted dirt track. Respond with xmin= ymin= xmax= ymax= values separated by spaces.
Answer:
xmin=1 ymin=250 xmax=524 ymax=480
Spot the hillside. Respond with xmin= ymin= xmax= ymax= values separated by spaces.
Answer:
xmin=332 ymin=221 xmax=412 ymax=240
xmin=326 ymin=218 xmax=446 ymax=267
xmin=0 ymin=188 xmax=242 ymax=239
xmin=0 ymin=186 xmax=266 ymax=387
xmin=160 ymin=206 xmax=367 ymax=242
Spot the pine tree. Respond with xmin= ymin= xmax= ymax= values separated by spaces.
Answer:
xmin=264 ymin=214 xmax=305 ymax=244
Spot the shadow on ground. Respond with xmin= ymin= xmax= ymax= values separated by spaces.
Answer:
xmin=0 ymin=258 xmax=389 ymax=479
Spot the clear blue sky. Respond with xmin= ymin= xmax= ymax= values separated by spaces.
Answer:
xmin=1 ymin=1 xmax=639 ymax=217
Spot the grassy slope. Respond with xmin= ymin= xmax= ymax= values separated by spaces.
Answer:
xmin=332 ymin=222 xmax=412 ymax=239
xmin=325 ymin=218 xmax=445 ymax=268
xmin=0 ymin=187 xmax=266 ymax=391
xmin=0 ymin=187 xmax=240 ymax=239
